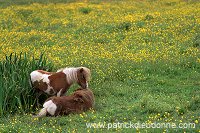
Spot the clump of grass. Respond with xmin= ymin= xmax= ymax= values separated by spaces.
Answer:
xmin=135 ymin=20 xmax=145 ymax=28
xmin=134 ymin=93 xmax=175 ymax=114
xmin=17 ymin=9 xmax=33 ymax=18
xmin=188 ymin=95 xmax=200 ymax=111
xmin=192 ymin=34 xmax=200 ymax=48
xmin=79 ymin=7 xmax=92 ymax=14
xmin=144 ymin=14 xmax=154 ymax=21
xmin=0 ymin=53 xmax=54 ymax=117
xmin=118 ymin=22 xmax=132 ymax=31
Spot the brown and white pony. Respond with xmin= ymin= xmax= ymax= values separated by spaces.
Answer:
xmin=34 ymin=88 xmax=95 ymax=117
xmin=30 ymin=67 xmax=91 ymax=97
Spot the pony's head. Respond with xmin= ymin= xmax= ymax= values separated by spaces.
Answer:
xmin=73 ymin=88 xmax=95 ymax=108
xmin=76 ymin=67 xmax=91 ymax=89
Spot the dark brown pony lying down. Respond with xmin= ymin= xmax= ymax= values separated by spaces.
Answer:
xmin=34 ymin=88 xmax=95 ymax=117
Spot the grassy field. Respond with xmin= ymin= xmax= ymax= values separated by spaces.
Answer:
xmin=0 ymin=0 xmax=200 ymax=132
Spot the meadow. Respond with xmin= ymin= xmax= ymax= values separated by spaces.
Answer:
xmin=0 ymin=0 xmax=200 ymax=132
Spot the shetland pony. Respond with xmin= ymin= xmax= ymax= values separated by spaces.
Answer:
xmin=34 ymin=88 xmax=95 ymax=117
xmin=30 ymin=67 xmax=91 ymax=97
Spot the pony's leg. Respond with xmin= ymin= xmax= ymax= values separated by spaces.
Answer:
xmin=36 ymin=91 xmax=43 ymax=107
xmin=57 ymin=88 xmax=63 ymax=97
xmin=54 ymin=104 xmax=62 ymax=116
xmin=61 ymin=88 xmax=68 ymax=96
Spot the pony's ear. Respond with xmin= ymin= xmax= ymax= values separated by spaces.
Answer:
xmin=79 ymin=68 xmax=84 ymax=73
xmin=74 ymin=94 xmax=84 ymax=103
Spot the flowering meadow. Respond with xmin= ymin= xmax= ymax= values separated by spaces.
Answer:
xmin=0 ymin=0 xmax=200 ymax=132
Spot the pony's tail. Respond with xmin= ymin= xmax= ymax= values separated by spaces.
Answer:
xmin=33 ymin=108 xmax=47 ymax=118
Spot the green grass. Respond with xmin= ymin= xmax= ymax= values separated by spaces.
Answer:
xmin=0 ymin=59 xmax=199 ymax=132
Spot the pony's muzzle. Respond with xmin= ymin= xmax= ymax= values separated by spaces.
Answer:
xmin=81 ymin=82 xmax=88 ymax=89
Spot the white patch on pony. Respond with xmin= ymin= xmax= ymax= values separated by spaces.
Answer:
xmin=42 ymin=74 xmax=50 ymax=83
xmin=57 ymin=88 xmax=63 ymax=97
xmin=41 ymin=74 xmax=54 ymax=95
xmin=30 ymin=71 xmax=54 ymax=94
xmin=30 ymin=71 xmax=43 ymax=82
xmin=44 ymin=86 xmax=54 ymax=95
xmin=62 ymin=67 xmax=78 ymax=84
xmin=43 ymin=100 xmax=57 ymax=116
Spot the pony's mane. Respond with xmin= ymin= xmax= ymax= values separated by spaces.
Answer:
xmin=61 ymin=67 xmax=78 ymax=84
xmin=57 ymin=68 xmax=65 ymax=72
xmin=58 ymin=67 xmax=91 ymax=82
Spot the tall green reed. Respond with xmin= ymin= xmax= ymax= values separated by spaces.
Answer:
xmin=0 ymin=53 xmax=54 ymax=116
